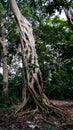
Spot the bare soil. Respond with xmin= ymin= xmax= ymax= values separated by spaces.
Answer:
xmin=0 ymin=100 xmax=73 ymax=130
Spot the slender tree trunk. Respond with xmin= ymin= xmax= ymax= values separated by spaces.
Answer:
xmin=2 ymin=47 xmax=8 ymax=95
xmin=0 ymin=22 xmax=20 ymax=96
xmin=1 ymin=24 xmax=8 ymax=96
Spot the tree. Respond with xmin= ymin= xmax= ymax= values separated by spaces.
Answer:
xmin=0 ymin=2 xmax=9 ymax=95
xmin=0 ymin=0 xmax=21 ymax=96
xmin=1 ymin=23 xmax=8 ymax=95
xmin=8 ymin=0 xmax=71 ymax=123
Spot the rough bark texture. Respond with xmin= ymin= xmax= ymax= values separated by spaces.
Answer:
xmin=9 ymin=0 xmax=71 ymax=123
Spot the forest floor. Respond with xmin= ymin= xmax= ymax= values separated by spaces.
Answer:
xmin=0 ymin=100 xmax=73 ymax=130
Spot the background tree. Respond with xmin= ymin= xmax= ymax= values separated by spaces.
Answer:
xmin=0 ymin=0 xmax=21 ymax=96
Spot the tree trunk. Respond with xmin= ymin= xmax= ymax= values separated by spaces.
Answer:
xmin=9 ymin=0 xmax=43 ymax=109
xmin=2 ymin=46 xmax=8 ymax=96
xmin=1 ymin=24 xmax=8 ymax=96
xmin=64 ymin=7 xmax=73 ymax=28
xmin=0 ymin=22 xmax=20 ymax=96
xmin=9 ymin=0 xmax=70 ymax=122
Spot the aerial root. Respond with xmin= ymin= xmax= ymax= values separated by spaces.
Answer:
xmin=12 ymin=87 xmax=72 ymax=125
xmin=15 ymin=106 xmax=38 ymax=117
